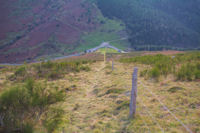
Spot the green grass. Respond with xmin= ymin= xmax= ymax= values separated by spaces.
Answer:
xmin=75 ymin=32 xmax=119 ymax=52
xmin=1 ymin=53 xmax=199 ymax=133
xmin=110 ymin=40 xmax=131 ymax=50
xmin=0 ymin=79 xmax=66 ymax=132
xmin=176 ymin=63 xmax=200 ymax=81
xmin=74 ymin=10 xmax=130 ymax=52
xmin=96 ymin=48 xmax=119 ymax=54
xmin=120 ymin=52 xmax=200 ymax=81
xmin=9 ymin=60 xmax=93 ymax=81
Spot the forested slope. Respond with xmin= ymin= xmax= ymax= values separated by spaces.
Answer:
xmin=0 ymin=0 xmax=127 ymax=63
xmin=97 ymin=0 xmax=200 ymax=50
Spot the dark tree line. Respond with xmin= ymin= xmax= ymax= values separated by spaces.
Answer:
xmin=97 ymin=0 xmax=200 ymax=50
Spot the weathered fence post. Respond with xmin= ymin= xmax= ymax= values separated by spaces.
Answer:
xmin=62 ymin=127 xmax=65 ymax=133
xmin=104 ymin=51 xmax=106 ymax=63
xmin=112 ymin=60 xmax=114 ymax=71
xmin=129 ymin=67 xmax=138 ymax=118
xmin=0 ymin=115 xmax=4 ymax=128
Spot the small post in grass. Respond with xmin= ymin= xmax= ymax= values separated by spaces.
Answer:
xmin=129 ymin=67 xmax=138 ymax=118
xmin=104 ymin=51 xmax=106 ymax=63
xmin=112 ymin=60 xmax=114 ymax=71
xmin=62 ymin=127 xmax=65 ymax=133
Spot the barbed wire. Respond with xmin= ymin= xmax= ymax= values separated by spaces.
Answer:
xmin=141 ymin=84 xmax=184 ymax=112
xmin=138 ymin=81 xmax=193 ymax=133
xmin=139 ymin=102 xmax=165 ymax=133
xmin=137 ymin=84 xmax=164 ymax=133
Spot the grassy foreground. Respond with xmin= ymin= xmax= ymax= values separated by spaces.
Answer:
xmin=0 ymin=52 xmax=199 ymax=133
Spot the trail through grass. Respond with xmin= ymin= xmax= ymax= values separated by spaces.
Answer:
xmin=0 ymin=58 xmax=199 ymax=133
xmin=56 ymin=61 xmax=200 ymax=133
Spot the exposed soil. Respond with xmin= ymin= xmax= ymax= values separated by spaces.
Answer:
xmin=143 ymin=50 xmax=184 ymax=56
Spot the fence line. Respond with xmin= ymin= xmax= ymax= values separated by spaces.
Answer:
xmin=112 ymin=60 xmax=114 ymax=71
xmin=141 ymin=84 xmax=183 ymax=112
xmin=129 ymin=67 xmax=138 ymax=118
xmin=139 ymin=81 xmax=193 ymax=133
xmin=139 ymin=102 xmax=165 ymax=133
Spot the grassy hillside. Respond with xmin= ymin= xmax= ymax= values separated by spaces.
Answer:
xmin=73 ymin=9 xmax=130 ymax=53
xmin=97 ymin=0 xmax=200 ymax=50
xmin=0 ymin=0 xmax=130 ymax=63
xmin=96 ymin=48 xmax=119 ymax=54
xmin=0 ymin=52 xmax=199 ymax=132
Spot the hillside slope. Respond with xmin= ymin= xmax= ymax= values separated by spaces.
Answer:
xmin=0 ymin=0 xmax=128 ymax=63
xmin=1 ymin=0 xmax=200 ymax=63
xmin=0 ymin=52 xmax=199 ymax=132
xmin=0 ymin=0 xmax=101 ymax=63
xmin=97 ymin=0 xmax=200 ymax=50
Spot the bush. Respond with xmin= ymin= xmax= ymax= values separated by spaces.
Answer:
xmin=121 ymin=52 xmax=200 ymax=81
xmin=22 ymin=123 xmax=34 ymax=133
xmin=10 ymin=60 xmax=91 ymax=81
xmin=0 ymin=79 xmax=66 ymax=132
xmin=121 ymin=54 xmax=174 ymax=79
xmin=79 ymin=66 xmax=90 ymax=71
xmin=168 ymin=86 xmax=184 ymax=93
xmin=176 ymin=63 xmax=200 ymax=81
xmin=35 ymin=61 xmax=91 ymax=79
xmin=140 ymin=69 xmax=148 ymax=77
xmin=46 ymin=70 xmax=63 ymax=80
xmin=15 ymin=66 xmax=26 ymax=76
xmin=195 ymin=70 xmax=200 ymax=79
xmin=120 ymin=54 xmax=172 ymax=65
xmin=105 ymin=88 xmax=124 ymax=95
xmin=149 ymin=67 xmax=160 ymax=79
xmin=0 ymin=86 xmax=30 ymax=132
xmin=43 ymin=107 xmax=65 ymax=133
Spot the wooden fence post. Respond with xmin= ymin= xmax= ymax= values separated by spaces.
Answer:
xmin=62 ymin=127 xmax=65 ymax=133
xmin=104 ymin=51 xmax=106 ymax=63
xmin=0 ymin=115 xmax=4 ymax=127
xmin=112 ymin=60 xmax=114 ymax=71
xmin=129 ymin=67 xmax=138 ymax=118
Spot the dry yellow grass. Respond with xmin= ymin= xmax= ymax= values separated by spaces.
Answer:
xmin=43 ymin=61 xmax=199 ymax=133
xmin=0 ymin=60 xmax=199 ymax=133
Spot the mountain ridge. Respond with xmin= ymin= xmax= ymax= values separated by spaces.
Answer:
xmin=0 ymin=0 xmax=200 ymax=63
xmin=97 ymin=0 xmax=200 ymax=49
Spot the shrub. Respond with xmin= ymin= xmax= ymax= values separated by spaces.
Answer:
xmin=176 ymin=64 xmax=195 ymax=81
xmin=168 ymin=86 xmax=184 ymax=93
xmin=0 ymin=86 xmax=30 ymax=132
xmin=46 ymin=70 xmax=62 ymax=80
xmin=105 ymin=88 xmax=124 ymax=95
xmin=121 ymin=52 xmax=200 ymax=81
xmin=79 ymin=66 xmax=90 ymax=71
xmin=140 ymin=69 xmax=148 ymax=77
xmin=116 ymin=101 xmax=129 ymax=110
xmin=15 ymin=66 xmax=26 ymax=76
xmin=10 ymin=60 xmax=91 ymax=81
xmin=194 ymin=63 xmax=200 ymax=79
xmin=0 ymin=79 xmax=66 ymax=132
xmin=22 ymin=123 xmax=34 ymax=133
xmin=43 ymin=107 xmax=65 ymax=133
xmin=149 ymin=67 xmax=160 ymax=79
xmin=121 ymin=54 xmax=174 ymax=79
xmin=35 ymin=61 xmax=91 ymax=79
xmin=194 ymin=70 xmax=200 ymax=79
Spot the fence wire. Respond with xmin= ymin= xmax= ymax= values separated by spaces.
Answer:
xmin=138 ymin=81 xmax=193 ymax=133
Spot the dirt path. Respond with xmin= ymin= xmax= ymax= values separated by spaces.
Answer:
xmin=63 ymin=62 xmax=116 ymax=132
xmin=60 ymin=61 xmax=200 ymax=133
